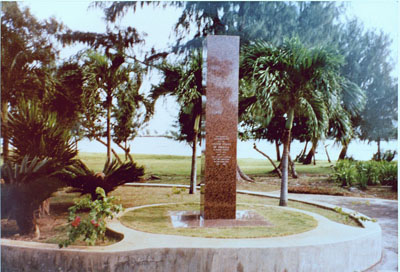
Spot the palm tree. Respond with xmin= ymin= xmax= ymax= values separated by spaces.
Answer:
xmin=150 ymin=50 xmax=203 ymax=194
xmin=241 ymin=38 xmax=348 ymax=206
xmin=81 ymin=50 xmax=150 ymax=162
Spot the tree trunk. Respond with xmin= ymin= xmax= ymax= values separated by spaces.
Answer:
xmin=338 ymin=141 xmax=349 ymax=160
xmin=280 ymin=129 xmax=290 ymax=206
xmin=237 ymin=164 xmax=255 ymax=182
xmin=15 ymin=209 xmax=37 ymax=235
xmin=1 ymin=101 xmax=9 ymax=162
xmin=75 ymin=137 xmax=79 ymax=152
xmin=95 ymin=137 xmax=122 ymax=163
xmin=115 ymin=141 xmax=133 ymax=163
xmin=253 ymin=143 xmax=282 ymax=178
xmin=377 ymin=139 xmax=381 ymax=161
xmin=324 ymin=144 xmax=331 ymax=163
xmin=106 ymin=95 xmax=112 ymax=161
xmin=297 ymin=140 xmax=308 ymax=161
xmin=275 ymin=140 xmax=281 ymax=161
xmin=303 ymin=141 xmax=317 ymax=165
xmin=288 ymin=155 xmax=298 ymax=178
xmin=38 ymin=199 xmax=50 ymax=217
xmin=280 ymin=108 xmax=294 ymax=207
xmin=189 ymin=134 xmax=198 ymax=194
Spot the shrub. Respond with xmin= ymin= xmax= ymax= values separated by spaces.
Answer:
xmin=7 ymin=100 xmax=77 ymax=167
xmin=332 ymin=160 xmax=398 ymax=191
xmin=64 ymin=159 xmax=145 ymax=199
xmin=3 ymin=100 xmax=78 ymax=235
xmin=372 ymin=149 xmax=397 ymax=162
xmin=378 ymin=161 xmax=398 ymax=191
xmin=59 ymin=187 xmax=123 ymax=248
xmin=1 ymin=156 xmax=63 ymax=234
xmin=355 ymin=161 xmax=380 ymax=187
xmin=332 ymin=160 xmax=357 ymax=187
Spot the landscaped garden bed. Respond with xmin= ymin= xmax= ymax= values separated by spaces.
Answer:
xmin=1 ymin=185 xmax=364 ymax=246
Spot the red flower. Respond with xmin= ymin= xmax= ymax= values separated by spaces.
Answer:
xmin=91 ymin=219 xmax=99 ymax=227
xmin=71 ymin=216 xmax=81 ymax=227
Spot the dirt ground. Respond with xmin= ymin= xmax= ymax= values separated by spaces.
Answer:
xmin=237 ymin=173 xmax=397 ymax=200
xmin=2 ymin=174 xmax=396 ymax=243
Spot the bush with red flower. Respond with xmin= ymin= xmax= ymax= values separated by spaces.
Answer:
xmin=59 ymin=187 xmax=123 ymax=248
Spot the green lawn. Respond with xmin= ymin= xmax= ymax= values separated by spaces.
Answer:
xmin=110 ymin=187 xmax=360 ymax=228
xmin=121 ymin=203 xmax=318 ymax=238
xmin=77 ymin=152 xmax=333 ymax=178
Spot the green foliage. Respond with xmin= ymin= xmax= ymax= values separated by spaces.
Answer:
xmin=332 ymin=160 xmax=398 ymax=191
xmin=241 ymin=37 xmax=349 ymax=142
xmin=1 ymin=2 xmax=62 ymax=105
xmin=78 ymin=50 xmax=152 ymax=160
xmin=48 ymin=61 xmax=85 ymax=131
xmin=1 ymin=2 xmax=63 ymax=160
xmin=1 ymin=156 xmax=63 ymax=234
xmin=169 ymin=2 xmax=345 ymax=52
xmin=170 ymin=186 xmax=186 ymax=196
xmin=332 ymin=160 xmax=358 ymax=187
xmin=7 ymin=100 xmax=78 ymax=166
xmin=59 ymin=187 xmax=123 ymax=248
xmin=333 ymin=207 xmax=376 ymax=223
xmin=150 ymin=50 xmax=203 ymax=143
xmin=64 ymin=159 xmax=145 ymax=199
xmin=378 ymin=162 xmax=398 ymax=190
xmin=372 ymin=149 xmax=397 ymax=162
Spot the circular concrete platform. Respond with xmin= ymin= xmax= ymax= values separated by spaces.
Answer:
xmin=1 ymin=198 xmax=381 ymax=272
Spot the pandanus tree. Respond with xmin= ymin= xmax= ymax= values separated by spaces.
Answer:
xmin=150 ymin=50 xmax=203 ymax=194
xmin=241 ymin=38 xmax=349 ymax=206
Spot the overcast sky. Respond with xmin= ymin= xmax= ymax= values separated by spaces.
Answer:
xmin=22 ymin=1 xmax=399 ymax=134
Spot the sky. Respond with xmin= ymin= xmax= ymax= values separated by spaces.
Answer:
xmin=21 ymin=1 xmax=399 ymax=135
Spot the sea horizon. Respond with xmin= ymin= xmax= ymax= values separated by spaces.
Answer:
xmin=77 ymin=136 xmax=398 ymax=161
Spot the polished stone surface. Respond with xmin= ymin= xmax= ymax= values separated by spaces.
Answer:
xmin=169 ymin=210 xmax=271 ymax=228
xmin=201 ymin=35 xmax=240 ymax=220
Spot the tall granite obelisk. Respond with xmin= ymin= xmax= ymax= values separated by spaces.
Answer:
xmin=201 ymin=35 xmax=239 ymax=220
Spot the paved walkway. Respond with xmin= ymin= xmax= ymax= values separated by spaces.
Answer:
xmin=292 ymin=194 xmax=398 ymax=272
xmin=241 ymin=190 xmax=398 ymax=272
xmin=127 ymin=183 xmax=397 ymax=271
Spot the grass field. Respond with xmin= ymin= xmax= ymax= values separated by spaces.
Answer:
xmin=77 ymin=152 xmax=396 ymax=200
xmin=78 ymin=152 xmax=334 ymax=178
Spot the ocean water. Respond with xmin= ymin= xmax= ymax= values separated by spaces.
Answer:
xmin=78 ymin=137 xmax=398 ymax=161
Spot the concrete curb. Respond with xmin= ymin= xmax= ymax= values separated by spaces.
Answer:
xmin=1 ymin=183 xmax=382 ymax=272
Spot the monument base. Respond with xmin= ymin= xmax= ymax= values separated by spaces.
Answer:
xmin=169 ymin=210 xmax=271 ymax=228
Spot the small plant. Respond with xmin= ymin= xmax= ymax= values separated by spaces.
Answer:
xmin=332 ymin=160 xmax=397 ymax=191
xmin=59 ymin=187 xmax=123 ymax=248
xmin=332 ymin=160 xmax=357 ymax=187
xmin=1 ymin=156 xmax=63 ymax=235
xmin=171 ymin=186 xmax=186 ymax=195
xmin=64 ymin=159 xmax=145 ymax=199
xmin=372 ymin=149 xmax=397 ymax=162
xmin=333 ymin=207 xmax=377 ymax=223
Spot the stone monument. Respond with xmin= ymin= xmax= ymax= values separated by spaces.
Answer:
xmin=200 ymin=35 xmax=239 ymax=220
